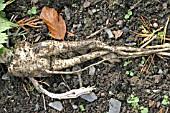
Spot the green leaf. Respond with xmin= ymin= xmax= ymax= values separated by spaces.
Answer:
xmin=0 ymin=32 xmax=7 ymax=43
xmin=126 ymin=71 xmax=130 ymax=75
xmin=0 ymin=11 xmax=5 ymax=17
xmin=27 ymin=6 xmax=37 ymax=15
xmin=130 ymin=72 xmax=135 ymax=76
xmin=79 ymin=105 xmax=85 ymax=111
xmin=128 ymin=11 xmax=133 ymax=15
xmin=140 ymin=106 xmax=148 ymax=113
xmin=0 ymin=4 xmax=6 ymax=11
xmin=123 ymin=60 xmax=132 ymax=66
xmin=0 ymin=16 xmax=18 ymax=32
xmin=124 ymin=14 xmax=130 ymax=19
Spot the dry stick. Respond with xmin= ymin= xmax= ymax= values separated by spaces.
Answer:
xmin=86 ymin=27 xmax=107 ymax=38
xmin=140 ymin=27 xmax=163 ymax=48
xmin=162 ymin=16 xmax=169 ymax=44
xmin=146 ymin=43 xmax=170 ymax=49
xmin=42 ymin=94 xmax=47 ymax=111
xmin=129 ymin=0 xmax=142 ymax=11
xmin=29 ymin=77 xmax=95 ymax=99
xmin=140 ymin=35 xmax=157 ymax=48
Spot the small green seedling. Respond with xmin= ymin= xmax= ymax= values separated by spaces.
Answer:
xmin=124 ymin=10 xmax=132 ymax=20
xmin=127 ymin=94 xmax=139 ymax=110
xmin=27 ymin=6 xmax=37 ymax=15
xmin=141 ymin=57 xmax=146 ymax=65
xmin=157 ymin=31 xmax=163 ymax=39
xmin=28 ymin=84 xmax=35 ymax=92
xmin=72 ymin=3 xmax=77 ymax=8
xmin=123 ymin=60 xmax=132 ymax=67
xmin=140 ymin=106 xmax=148 ymax=113
xmin=126 ymin=71 xmax=135 ymax=77
xmin=79 ymin=104 xmax=85 ymax=111
xmin=161 ymin=95 xmax=170 ymax=105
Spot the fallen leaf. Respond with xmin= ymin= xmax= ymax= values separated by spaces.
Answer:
xmin=112 ymin=30 xmax=123 ymax=39
xmin=67 ymin=31 xmax=75 ymax=37
xmin=40 ymin=6 xmax=66 ymax=40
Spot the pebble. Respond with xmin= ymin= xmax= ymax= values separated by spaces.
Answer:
xmin=156 ymin=101 xmax=161 ymax=108
xmin=2 ymin=72 xmax=11 ymax=81
xmin=153 ymin=22 xmax=158 ymax=28
xmin=108 ymin=98 xmax=121 ymax=113
xmin=158 ymin=69 xmax=163 ymax=74
xmin=122 ymin=27 xmax=129 ymax=33
xmin=34 ymin=103 xmax=40 ymax=112
xmin=163 ymin=69 xmax=168 ymax=75
xmin=88 ymin=9 xmax=93 ymax=15
xmin=162 ymin=3 xmax=167 ymax=9
xmin=72 ymin=104 xmax=78 ymax=109
xmin=83 ymin=1 xmax=91 ymax=8
xmin=64 ymin=6 xmax=71 ymax=20
xmin=116 ymin=20 xmax=124 ymax=27
xmin=89 ymin=66 xmax=96 ymax=75
xmin=105 ymin=28 xmax=114 ymax=38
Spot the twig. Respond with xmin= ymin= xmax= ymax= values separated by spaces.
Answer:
xmin=129 ymin=0 xmax=142 ymax=11
xmin=162 ymin=17 xmax=169 ymax=44
xmin=22 ymin=83 xmax=30 ymax=96
xmin=146 ymin=43 xmax=170 ymax=49
xmin=86 ymin=27 xmax=107 ymax=38
xmin=42 ymin=94 xmax=47 ymax=111
xmin=29 ymin=77 xmax=95 ymax=99
xmin=140 ymin=35 xmax=157 ymax=48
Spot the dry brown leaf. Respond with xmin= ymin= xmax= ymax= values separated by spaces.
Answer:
xmin=40 ymin=6 xmax=66 ymax=40
xmin=67 ymin=31 xmax=75 ymax=37
xmin=112 ymin=30 xmax=123 ymax=39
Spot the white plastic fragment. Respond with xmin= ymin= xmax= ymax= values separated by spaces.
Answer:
xmin=48 ymin=101 xmax=63 ymax=111
xmin=80 ymin=92 xmax=97 ymax=102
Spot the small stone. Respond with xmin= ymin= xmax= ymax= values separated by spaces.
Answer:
xmin=158 ymin=69 xmax=163 ymax=74
xmin=2 ymin=72 xmax=11 ymax=81
xmin=34 ymin=103 xmax=40 ymax=112
xmin=163 ymin=69 xmax=168 ymax=75
xmin=153 ymin=22 xmax=158 ymax=28
xmin=116 ymin=20 xmax=124 ymax=27
xmin=109 ymin=91 xmax=114 ymax=95
xmin=108 ymin=98 xmax=121 ymax=113
xmin=100 ymin=92 xmax=105 ymax=96
xmin=72 ymin=104 xmax=78 ymax=109
xmin=88 ymin=9 xmax=93 ymax=15
xmin=83 ymin=1 xmax=91 ymax=8
xmin=92 ymin=9 xmax=96 ymax=13
xmin=89 ymin=66 xmax=96 ymax=75
xmin=162 ymin=3 xmax=167 ymax=9
xmin=64 ymin=6 xmax=71 ymax=20
xmin=156 ymin=101 xmax=161 ymax=108
xmin=122 ymin=27 xmax=129 ymax=33
xmin=105 ymin=28 xmax=114 ymax=38
xmin=31 ymin=0 xmax=38 ymax=4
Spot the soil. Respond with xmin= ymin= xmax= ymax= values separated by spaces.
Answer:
xmin=0 ymin=0 xmax=170 ymax=113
